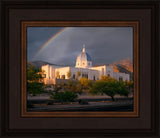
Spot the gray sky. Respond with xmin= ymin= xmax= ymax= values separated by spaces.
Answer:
xmin=27 ymin=27 xmax=133 ymax=66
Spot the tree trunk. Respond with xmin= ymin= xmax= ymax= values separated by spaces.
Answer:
xmin=111 ymin=96 xmax=115 ymax=101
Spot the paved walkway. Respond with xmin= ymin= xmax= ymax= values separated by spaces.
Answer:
xmin=27 ymin=93 xmax=133 ymax=100
xmin=28 ymin=100 xmax=133 ymax=111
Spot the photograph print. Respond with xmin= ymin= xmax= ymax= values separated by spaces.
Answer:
xmin=25 ymin=22 xmax=136 ymax=114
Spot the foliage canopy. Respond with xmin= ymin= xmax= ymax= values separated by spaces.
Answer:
xmin=27 ymin=63 xmax=44 ymax=82
xmin=27 ymin=63 xmax=45 ymax=95
xmin=27 ymin=81 xmax=45 ymax=95
xmin=90 ymin=76 xmax=129 ymax=101
xmin=79 ymin=77 xmax=92 ymax=89
xmin=51 ymin=91 xmax=78 ymax=103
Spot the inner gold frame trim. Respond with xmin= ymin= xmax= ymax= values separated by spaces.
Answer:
xmin=21 ymin=21 xmax=139 ymax=117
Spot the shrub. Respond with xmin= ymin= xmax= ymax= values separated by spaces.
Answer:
xmin=27 ymin=63 xmax=44 ymax=82
xmin=27 ymin=81 xmax=45 ymax=95
xmin=46 ymin=100 xmax=53 ymax=105
xmin=77 ymin=71 xmax=81 ymax=79
xmin=79 ymin=77 xmax=91 ymax=89
xmin=51 ymin=91 xmax=78 ymax=104
xmin=78 ymin=99 xmax=89 ymax=105
xmin=27 ymin=101 xmax=34 ymax=108
xmin=65 ymin=80 xmax=82 ymax=94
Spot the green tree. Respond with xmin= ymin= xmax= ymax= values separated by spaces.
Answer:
xmin=67 ymin=71 xmax=71 ymax=79
xmin=126 ymin=80 xmax=133 ymax=88
xmin=124 ymin=80 xmax=134 ymax=93
xmin=65 ymin=80 xmax=82 ymax=94
xmin=50 ymin=91 xmax=78 ymax=104
xmin=90 ymin=80 xmax=129 ymax=101
xmin=53 ymin=84 xmax=62 ymax=92
xmin=100 ymin=75 xmax=116 ymax=82
xmin=77 ymin=71 xmax=81 ymax=79
xmin=79 ymin=77 xmax=91 ymax=89
xmin=27 ymin=81 xmax=45 ymax=95
xmin=27 ymin=63 xmax=45 ymax=95
xmin=117 ymin=82 xmax=129 ymax=97
xmin=27 ymin=63 xmax=44 ymax=82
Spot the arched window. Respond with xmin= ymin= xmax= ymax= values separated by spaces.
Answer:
xmin=73 ymin=74 xmax=75 ymax=79
xmin=82 ymin=73 xmax=88 ymax=79
xmin=93 ymin=76 xmax=95 ymax=80
xmin=119 ymin=77 xmax=123 ymax=81
xmin=102 ymin=68 xmax=104 ymax=75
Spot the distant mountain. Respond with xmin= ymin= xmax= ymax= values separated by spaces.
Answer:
xmin=109 ymin=58 xmax=133 ymax=81
xmin=28 ymin=61 xmax=52 ymax=69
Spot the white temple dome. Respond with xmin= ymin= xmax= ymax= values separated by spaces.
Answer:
xmin=75 ymin=44 xmax=92 ymax=68
xmin=76 ymin=50 xmax=92 ymax=62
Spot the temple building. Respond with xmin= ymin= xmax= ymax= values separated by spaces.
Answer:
xmin=42 ymin=44 xmax=130 ymax=84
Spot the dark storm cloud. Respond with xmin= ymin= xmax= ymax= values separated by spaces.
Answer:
xmin=27 ymin=27 xmax=133 ymax=65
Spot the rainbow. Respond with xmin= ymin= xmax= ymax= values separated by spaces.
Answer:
xmin=33 ymin=27 xmax=69 ymax=59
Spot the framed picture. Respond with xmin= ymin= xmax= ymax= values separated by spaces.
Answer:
xmin=22 ymin=21 xmax=139 ymax=117
xmin=0 ymin=0 xmax=159 ymax=137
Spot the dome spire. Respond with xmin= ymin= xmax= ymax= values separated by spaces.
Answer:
xmin=82 ymin=44 xmax=85 ymax=52
xmin=75 ymin=44 xmax=92 ymax=68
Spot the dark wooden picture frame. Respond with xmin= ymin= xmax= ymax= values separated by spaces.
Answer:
xmin=0 ymin=0 xmax=159 ymax=137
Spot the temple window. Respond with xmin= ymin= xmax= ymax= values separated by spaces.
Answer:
xmin=82 ymin=73 xmax=88 ymax=79
xmin=119 ymin=77 xmax=123 ymax=81
xmin=93 ymin=76 xmax=95 ymax=80
xmin=73 ymin=74 xmax=75 ymax=79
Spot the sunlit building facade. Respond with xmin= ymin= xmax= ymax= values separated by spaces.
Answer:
xmin=42 ymin=45 xmax=130 ymax=84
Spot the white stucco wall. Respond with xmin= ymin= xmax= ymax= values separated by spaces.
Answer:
xmin=70 ymin=67 xmax=99 ymax=80
xmin=42 ymin=65 xmax=50 ymax=79
xmin=113 ymin=72 xmax=130 ymax=81
xmin=41 ymin=64 xmax=130 ymax=84
xmin=90 ymin=65 xmax=114 ymax=79
xmin=55 ymin=67 xmax=70 ymax=79
xmin=90 ymin=65 xmax=105 ymax=77
xmin=41 ymin=64 xmax=65 ymax=84
xmin=105 ymin=66 xmax=114 ymax=78
xmin=75 ymin=60 xmax=92 ymax=68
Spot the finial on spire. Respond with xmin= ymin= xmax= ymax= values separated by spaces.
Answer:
xmin=82 ymin=44 xmax=85 ymax=52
